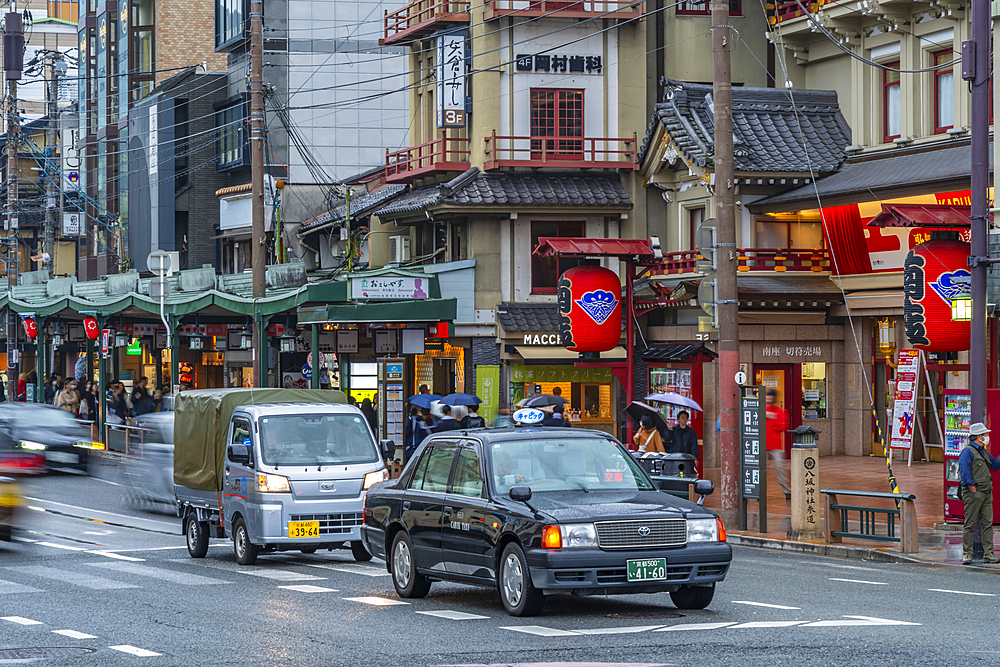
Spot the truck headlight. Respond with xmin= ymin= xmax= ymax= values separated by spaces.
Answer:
xmin=559 ymin=523 xmax=598 ymax=548
xmin=687 ymin=518 xmax=719 ymax=542
xmin=19 ymin=441 xmax=46 ymax=451
xmin=363 ymin=469 xmax=388 ymax=490
xmin=257 ymin=473 xmax=290 ymax=493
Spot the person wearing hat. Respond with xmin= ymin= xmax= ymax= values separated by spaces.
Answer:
xmin=959 ymin=422 xmax=1000 ymax=565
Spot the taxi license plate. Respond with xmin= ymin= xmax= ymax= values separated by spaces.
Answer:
xmin=46 ymin=451 xmax=78 ymax=465
xmin=288 ymin=521 xmax=320 ymax=539
xmin=627 ymin=558 xmax=666 ymax=582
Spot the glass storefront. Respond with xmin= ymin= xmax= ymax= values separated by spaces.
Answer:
xmin=509 ymin=364 xmax=616 ymax=433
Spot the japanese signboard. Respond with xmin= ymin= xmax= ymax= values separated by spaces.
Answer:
xmin=477 ymin=365 xmax=500 ymax=425
xmin=739 ymin=386 xmax=763 ymax=500
xmin=515 ymin=54 xmax=603 ymax=74
xmin=351 ymin=276 xmax=430 ymax=300
xmin=802 ymin=453 xmax=818 ymax=526
xmin=436 ymin=31 xmax=466 ymax=128
xmin=889 ymin=349 xmax=921 ymax=451
xmin=509 ymin=364 xmax=612 ymax=383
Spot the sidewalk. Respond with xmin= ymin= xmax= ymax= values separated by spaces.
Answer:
xmin=700 ymin=455 xmax=975 ymax=567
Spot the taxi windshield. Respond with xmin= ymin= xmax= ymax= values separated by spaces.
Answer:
xmin=490 ymin=437 xmax=654 ymax=494
xmin=258 ymin=414 xmax=379 ymax=467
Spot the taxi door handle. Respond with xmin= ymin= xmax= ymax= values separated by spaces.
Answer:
xmin=443 ymin=506 xmax=453 ymax=516
xmin=402 ymin=501 xmax=411 ymax=510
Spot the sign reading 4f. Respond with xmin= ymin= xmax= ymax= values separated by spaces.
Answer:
xmin=436 ymin=31 xmax=467 ymax=128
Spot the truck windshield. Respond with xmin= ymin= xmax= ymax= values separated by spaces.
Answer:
xmin=258 ymin=414 xmax=379 ymax=467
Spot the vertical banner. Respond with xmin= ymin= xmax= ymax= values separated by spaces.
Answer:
xmin=477 ymin=364 xmax=500 ymax=425
xmin=101 ymin=329 xmax=111 ymax=358
xmin=436 ymin=31 xmax=466 ymax=128
xmin=889 ymin=349 xmax=921 ymax=450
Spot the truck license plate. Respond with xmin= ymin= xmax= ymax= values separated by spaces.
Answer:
xmin=627 ymin=558 xmax=666 ymax=582
xmin=288 ymin=521 xmax=320 ymax=539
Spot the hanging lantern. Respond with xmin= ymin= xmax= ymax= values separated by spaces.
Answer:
xmin=902 ymin=239 xmax=970 ymax=352
xmin=557 ymin=265 xmax=622 ymax=353
xmin=83 ymin=317 xmax=100 ymax=340
xmin=22 ymin=317 xmax=37 ymax=340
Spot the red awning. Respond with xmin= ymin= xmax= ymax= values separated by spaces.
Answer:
xmin=866 ymin=203 xmax=973 ymax=228
xmin=533 ymin=237 xmax=654 ymax=259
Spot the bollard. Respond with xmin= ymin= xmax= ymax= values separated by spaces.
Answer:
xmin=788 ymin=425 xmax=822 ymax=540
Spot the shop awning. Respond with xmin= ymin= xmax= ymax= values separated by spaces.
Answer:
xmin=866 ymin=203 xmax=973 ymax=228
xmin=641 ymin=343 xmax=718 ymax=362
xmin=515 ymin=345 xmax=627 ymax=365
xmin=533 ymin=237 xmax=654 ymax=260
xmin=297 ymin=298 xmax=457 ymax=325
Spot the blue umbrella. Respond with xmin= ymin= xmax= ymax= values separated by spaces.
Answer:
xmin=408 ymin=394 xmax=441 ymax=409
xmin=438 ymin=392 xmax=482 ymax=407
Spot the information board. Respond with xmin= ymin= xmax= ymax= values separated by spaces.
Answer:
xmin=889 ymin=349 xmax=921 ymax=451
xmin=740 ymin=386 xmax=763 ymax=500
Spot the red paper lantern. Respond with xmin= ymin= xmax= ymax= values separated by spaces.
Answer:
xmin=83 ymin=317 xmax=100 ymax=340
xmin=21 ymin=317 xmax=37 ymax=340
xmin=557 ymin=265 xmax=621 ymax=353
xmin=903 ymin=239 xmax=970 ymax=352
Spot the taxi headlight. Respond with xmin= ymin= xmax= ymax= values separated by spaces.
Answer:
xmin=687 ymin=518 xmax=719 ymax=542
xmin=19 ymin=440 xmax=46 ymax=451
xmin=257 ymin=473 xmax=291 ymax=493
xmin=363 ymin=469 xmax=388 ymax=490
xmin=559 ymin=523 xmax=598 ymax=548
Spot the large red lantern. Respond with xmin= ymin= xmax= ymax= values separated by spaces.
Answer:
xmin=903 ymin=239 xmax=970 ymax=352
xmin=21 ymin=317 xmax=37 ymax=340
xmin=557 ymin=265 xmax=621 ymax=353
xmin=83 ymin=317 xmax=100 ymax=340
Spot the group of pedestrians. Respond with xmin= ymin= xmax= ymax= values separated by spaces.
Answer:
xmin=631 ymin=410 xmax=700 ymax=460
xmin=105 ymin=376 xmax=169 ymax=423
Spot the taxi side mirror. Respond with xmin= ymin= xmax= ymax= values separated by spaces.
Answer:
xmin=509 ymin=486 xmax=532 ymax=502
xmin=695 ymin=479 xmax=714 ymax=505
xmin=380 ymin=439 xmax=395 ymax=461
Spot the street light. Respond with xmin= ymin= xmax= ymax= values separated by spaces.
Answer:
xmin=951 ymin=296 xmax=973 ymax=321
xmin=114 ymin=332 xmax=128 ymax=347
xmin=877 ymin=318 xmax=897 ymax=359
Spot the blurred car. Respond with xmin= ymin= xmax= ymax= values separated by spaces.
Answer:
xmin=0 ymin=403 xmax=98 ymax=474
xmin=0 ymin=475 xmax=20 ymax=541
xmin=126 ymin=412 xmax=174 ymax=504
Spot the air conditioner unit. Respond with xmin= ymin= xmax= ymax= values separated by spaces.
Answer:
xmin=389 ymin=235 xmax=411 ymax=264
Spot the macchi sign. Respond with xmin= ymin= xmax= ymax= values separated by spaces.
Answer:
xmin=522 ymin=333 xmax=561 ymax=345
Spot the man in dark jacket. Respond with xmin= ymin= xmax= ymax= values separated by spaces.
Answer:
xmin=959 ymin=422 xmax=1000 ymax=565
xmin=434 ymin=405 xmax=462 ymax=432
xmin=670 ymin=410 xmax=699 ymax=460
xmin=541 ymin=404 xmax=571 ymax=427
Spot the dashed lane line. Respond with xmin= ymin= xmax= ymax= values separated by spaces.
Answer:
xmin=35 ymin=541 xmax=88 ymax=551
xmin=86 ymin=561 xmax=230 ymax=586
xmin=109 ymin=645 xmax=162 ymax=657
xmin=828 ymin=578 xmax=888 ymax=585
xmin=7 ymin=566 xmax=139 ymax=590
xmin=500 ymin=626 xmax=580 ymax=637
xmin=801 ymin=616 xmax=921 ymax=627
xmin=729 ymin=621 xmax=806 ymax=629
xmin=415 ymin=610 xmax=489 ymax=620
xmin=928 ymin=588 xmax=997 ymax=597
xmin=574 ymin=625 xmax=665 ymax=635
xmin=303 ymin=562 xmax=392 ymax=577
xmin=278 ymin=585 xmax=340 ymax=593
xmin=85 ymin=550 xmax=145 ymax=562
xmin=343 ymin=596 xmax=410 ymax=607
xmin=2 ymin=616 xmax=43 ymax=625
xmin=656 ymin=623 xmax=736 ymax=632
xmin=53 ymin=629 xmax=98 ymax=639
xmin=732 ymin=600 xmax=801 ymax=610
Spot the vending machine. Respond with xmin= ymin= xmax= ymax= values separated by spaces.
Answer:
xmin=943 ymin=390 xmax=970 ymax=522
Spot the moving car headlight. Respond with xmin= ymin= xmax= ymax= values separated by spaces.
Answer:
xmin=363 ymin=469 xmax=388 ymax=490
xmin=19 ymin=441 xmax=46 ymax=451
xmin=687 ymin=518 xmax=719 ymax=542
xmin=559 ymin=523 xmax=598 ymax=548
xmin=257 ymin=473 xmax=291 ymax=493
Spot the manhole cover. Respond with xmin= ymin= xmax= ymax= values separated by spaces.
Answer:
xmin=0 ymin=647 xmax=96 ymax=660
xmin=604 ymin=611 xmax=684 ymax=619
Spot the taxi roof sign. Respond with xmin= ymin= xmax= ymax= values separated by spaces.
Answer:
xmin=513 ymin=408 xmax=545 ymax=425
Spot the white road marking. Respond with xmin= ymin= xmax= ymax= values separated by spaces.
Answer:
xmin=303 ymin=563 xmax=392 ymax=577
xmin=85 ymin=550 xmax=145 ymax=562
xmin=343 ymin=596 xmax=410 ymax=607
xmin=35 ymin=541 xmax=88 ymax=551
xmin=929 ymin=588 xmax=997 ymax=597
xmin=53 ymin=629 xmax=97 ymax=639
xmin=236 ymin=569 xmax=326 ymax=582
xmin=415 ymin=610 xmax=489 ymax=620
xmin=278 ymin=585 xmax=339 ymax=593
xmin=3 ymin=616 xmax=43 ymax=625
xmin=109 ymin=645 xmax=161 ymax=657
xmin=820 ymin=563 xmax=882 ymax=572
xmin=732 ymin=600 xmax=801 ymax=610
xmin=828 ymin=577 xmax=888 ymax=585
xmin=574 ymin=625 xmax=664 ymax=635
xmin=0 ymin=579 xmax=43 ymax=594
xmin=12 ymin=536 xmax=37 ymax=543
xmin=801 ymin=615 xmax=921 ymax=627
xmin=91 ymin=477 xmax=123 ymax=486
xmin=7 ymin=566 xmax=139 ymax=590
xmin=86 ymin=561 xmax=229 ymax=586
xmin=501 ymin=625 xmax=580 ymax=637
xmin=656 ymin=622 xmax=736 ymax=631
xmin=83 ymin=530 xmax=115 ymax=536
xmin=729 ymin=621 xmax=806 ymax=629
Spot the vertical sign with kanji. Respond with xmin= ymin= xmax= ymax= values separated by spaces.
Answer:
xmin=739 ymin=385 xmax=767 ymax=532
xmin=889 ymin=349 xmax=921 ymax=451
xmin=436 ymin=31 xmax=466 ymax=128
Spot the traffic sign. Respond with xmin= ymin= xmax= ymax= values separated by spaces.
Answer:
xmin=149 ymin=276 xmax=170 ymax=300
xmin=735 ymin=371 xmax=747 ymax=385
xmin=146 ymin=250 xmax=171 ymax=276
xmin=301 ymin=364 xmax=312 ymax=380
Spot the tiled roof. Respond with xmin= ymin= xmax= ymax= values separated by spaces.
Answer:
xmin=298 ymin=184 xmax=407 ymax=236
xmin=497 ymin=302 xmax=561 ymax=333
xmin=737 ymin=275 xmax=844 ymax=301
xmin=642 ymin=343 xmax=717 ymax=361
xmin=375 ymin=168 xmax=632 ymax=217
xmin=638 ymin=79 xmax=852 ymax=173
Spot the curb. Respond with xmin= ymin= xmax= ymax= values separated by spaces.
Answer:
xmin=728 ymin=533 xmax=925 ymax=564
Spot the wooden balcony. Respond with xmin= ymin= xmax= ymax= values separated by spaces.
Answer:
xmin=381 ymin=0 xmax=470 ymax=46
xmin=648 ymin=248 xmax=830 ymax=276
xmin=484 ymin=132 xmax=637 ymax=170
xmin=774 ymin=0 xmax=846 ymax=23
xmin=485 ymin=0 xmax=643 ymax=20
xmin=385 ymin=137 xmax=471 ymax=183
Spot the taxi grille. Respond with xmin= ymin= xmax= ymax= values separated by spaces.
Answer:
xmin=596 ymin=566 xmax=692 ymax=584
xmin=290 ymin=513 xmax=363 ymax=535
xmin=594 ymin=519 xmax=686 ymax=550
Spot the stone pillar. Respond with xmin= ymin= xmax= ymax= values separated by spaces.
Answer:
xmin=789 ymin=441 xmax=822 ymax=539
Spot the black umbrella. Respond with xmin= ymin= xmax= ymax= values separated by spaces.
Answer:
xmin=625 ymin=401 xmax=671 ymax=439
xmin=519 ymin=394 xmax=569 ymax=408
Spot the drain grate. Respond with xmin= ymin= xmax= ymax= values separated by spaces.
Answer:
xmin=604 ymin=611 xmax=685 ymax=619
xmin=0 ymin=647 xmax=97 ymax=660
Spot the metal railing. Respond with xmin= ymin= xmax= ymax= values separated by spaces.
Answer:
xmin=486 ymin=0 xmax=643 ymax=17
xmin=774 ymin=0 xmax=845 ymax=23
xmin=104 ymin=423 xmax=156 ymax=456
xmin=735 ymin=248 xmax=830 ymax=272
xmin=821 ymin=488 xmax=919 ymax=554
xmin=385 ymin=137 xmax=471 ymax=181
xmin=484 ymin=132 xmax=637 ymax=168
xmin=383 ymin=0 xmax=470 ymax=42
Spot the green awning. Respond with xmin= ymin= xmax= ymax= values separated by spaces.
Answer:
xmin=297 ymin=298 xmax=457 ymax=324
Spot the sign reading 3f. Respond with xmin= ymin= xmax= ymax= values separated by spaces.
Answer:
xmin=436 ymin=31 xmax=466 ymax=128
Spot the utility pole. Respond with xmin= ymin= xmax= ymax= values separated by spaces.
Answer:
xmin=712 ymin=0 xmax=739 ymax=526
xmin=969 ymin=0 xmax=990 ymax=423
xmin=3 ymin=10 xmax=22 ymax=402
xmin=43 ymin=52 xmax=57 ymax=277
xmin=249 ymin=0 xmax=265 ymax=387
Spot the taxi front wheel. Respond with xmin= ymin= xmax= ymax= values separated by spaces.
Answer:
xmin=498 ymin=543 xmax=544 ymax=617
xmin=390 ymin=532 xmax=430 ymax=598
xmin=670 ymin=584 xmax=715 ymax=610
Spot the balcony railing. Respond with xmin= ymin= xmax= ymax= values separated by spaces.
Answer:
xmin=385 ymin=137 xmax=471 ymax=183
xmin=774 ymin=0 xmax=845 ymax=23
xmin=485 ymin=0 xmax=643 ymax=20
xmin=484 ymin=132 xmax=637 ymax=170
xmin=381 ymin=0 xmax=471 ymax=46
xmin=649 ymin=248 xmax=830 ymax=276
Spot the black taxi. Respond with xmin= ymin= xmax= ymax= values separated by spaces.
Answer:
xmin=360 ymin=427 xmax=731 ymax=616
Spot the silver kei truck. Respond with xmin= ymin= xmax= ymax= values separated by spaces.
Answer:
xmin=173 ymin=388 xmax=388 ymax=565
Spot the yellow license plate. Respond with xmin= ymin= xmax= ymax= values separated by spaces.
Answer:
xmin=288 ymin=521 xmax=320 ymax=539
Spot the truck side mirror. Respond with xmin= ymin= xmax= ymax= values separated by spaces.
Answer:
xmin=380 ymin=439 xmax=395 ymax=461
xmin=227 ymin=444 xmax=250 ymax=465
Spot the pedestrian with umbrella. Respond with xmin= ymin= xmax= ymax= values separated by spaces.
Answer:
xmin=624 ymin=401 xmax=672 ymax=452
xmin=633 ymin=414 xmax=666 ymax=452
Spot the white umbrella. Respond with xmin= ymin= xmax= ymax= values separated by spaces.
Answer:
xmin=645 ymin=392 xmax=703 ymax=412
